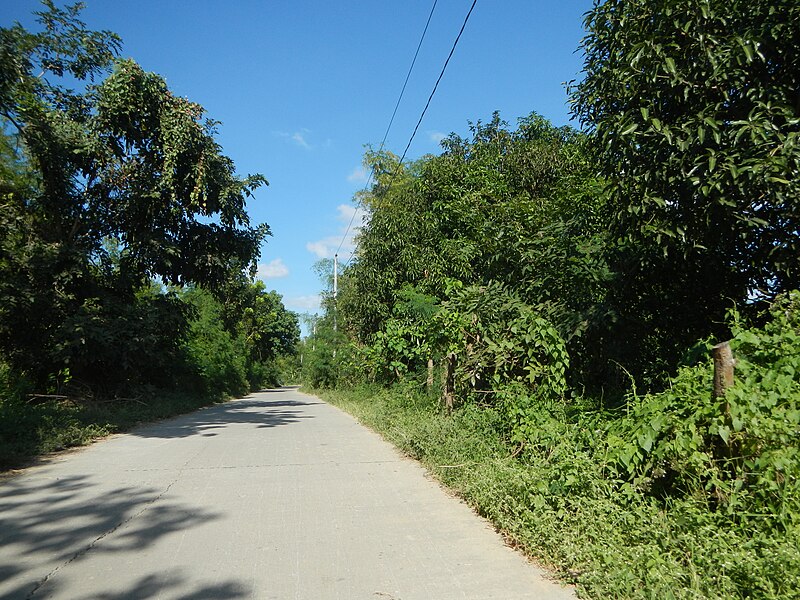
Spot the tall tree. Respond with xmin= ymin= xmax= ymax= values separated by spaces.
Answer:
xmin=571 ymin=0 xmax=800 ymax=365
xmin=0 ymin=2 xmax=268 ymax=386
xmin=339 ymin=113 xmax=608 ymax=388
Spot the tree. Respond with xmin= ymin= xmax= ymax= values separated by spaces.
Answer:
xmin=0 ymin=2 xmax=269 ymax=387
xmin=571 ymin=0 xmax=800 ymax=366
xmin=225 ymin=280 xmax=300 ymax=363
xmin=338 ymin=149 xmax=435 ymax=342
xmin=337 ymin=113 xmax=609 ymax=390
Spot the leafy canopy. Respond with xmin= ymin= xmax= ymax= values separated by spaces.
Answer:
xmin=571 ymin=0 xmax=800 ymax=300
xmin=0 ymin=2 xmax=271 ymax=386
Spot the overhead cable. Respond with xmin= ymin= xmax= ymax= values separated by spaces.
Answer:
xmin=344 ymin=0 xmax=478 ymax=269
xmin=335 ymin=0 xmax=439 ymax=258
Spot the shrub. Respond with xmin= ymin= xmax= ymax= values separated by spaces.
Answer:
xmin=182 ymin=288 xmax=248 ymax=397
xmin=606 ymin=292 xmax=800 ymax=531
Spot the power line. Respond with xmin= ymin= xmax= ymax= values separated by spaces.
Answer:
xmin=335 ymin=0 xmax=439 ymax=258
xmin=393 ymin=0 xmax=478 ymax=179
xmin=344 ymin=0 xmax=478 ymax=269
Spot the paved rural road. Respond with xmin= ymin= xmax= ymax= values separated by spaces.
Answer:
xmin=0 ymin=388 xmax=575 ymax=600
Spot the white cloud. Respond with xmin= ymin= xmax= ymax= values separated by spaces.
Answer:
xmin=337 ymin=203 xmax=367 ymax=224
xmin=347 ymin=166 xmax=367 ymax=183
xmin=305 ymin=238 xmax=339 ymax=259
xmin=305 ymin=204 xmax=369 ymax=260
xmin=257 ymin=258 xmax=289 ymax=279
xmin=291 ymin=131 xmax=310 ymax=149
xmin=285 ymin=294 xmax=321 ymax=313
xmin=429 ymin=130 xmax=447 ymax=144
xmin=275 ymin=128 xmax=313 ymax=149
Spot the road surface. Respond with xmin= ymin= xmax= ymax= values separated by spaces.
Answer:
xmin=0 ymin=388 xmax=574 ymax=599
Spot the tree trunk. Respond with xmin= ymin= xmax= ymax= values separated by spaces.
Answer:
xmin=426 ymin=358 xmax=434 ymax=391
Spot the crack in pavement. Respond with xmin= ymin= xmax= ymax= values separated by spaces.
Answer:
xmin=25 ymin=451 xmax=201 ymax=598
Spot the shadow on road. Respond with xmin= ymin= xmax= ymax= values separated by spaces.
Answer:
xmin=0 ymin=390 xmax=316 ymax=598
xmin=0 ymin=474 xmax=237 ymax=599
xmin=10 ymin=571 xmax=252 ymax=599
xmin=84 ymin=573 xmax=250 ymax=599
xmin=129 ymin=393 xmax=317 ymax=440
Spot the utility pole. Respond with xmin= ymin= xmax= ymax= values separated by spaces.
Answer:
xmin=332 ymin=254 xmax=338 ymax=359
xmin=333 ymin=253 xmax=338 ymax=333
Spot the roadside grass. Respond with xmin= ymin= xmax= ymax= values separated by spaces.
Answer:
xmin=312 ymin=382 xmax=799 ymax=600
xmin=0 ymin=390 xmax=227 ymax=470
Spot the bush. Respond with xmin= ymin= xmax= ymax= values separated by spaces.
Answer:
xmin=57 ymin=285 xmax=189 ymax=394
xmin=605 ymin=291 xmax=800 ymax=531
xmin=247 ymin=359 xmax=281 ymax=390
xmin=444 ymin=281 xmax=569 ymax=407
xmin=182 ymin=288 xmax=248 ymax=397
xmin=302 ymin=322 xmax=359 ymax=389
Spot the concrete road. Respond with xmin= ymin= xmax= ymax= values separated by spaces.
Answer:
xmin=0 ymin=388 xmax=574 ymax=600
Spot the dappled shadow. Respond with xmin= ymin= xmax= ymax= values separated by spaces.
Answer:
xmin=129 ymin=392 xmax=315 ymax=440
xmin=0 ymin=389 xmax=316 ymax=598
xmin=260 ymin=399 xmax=321 ymax=408
xmin=24 ymin=571 xmax=251 ymax=599
xmin=0 ymin=473 xmax=225 ymax=599
xmin=0 ymin=568 xmax=251 ymax=600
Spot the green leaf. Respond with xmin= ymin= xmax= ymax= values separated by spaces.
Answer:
xmin=622 ymin=123 xmax=639 ymax=136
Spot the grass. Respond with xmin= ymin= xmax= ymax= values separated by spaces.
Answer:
xmin=311 ymin=382 xmax=800 ymax=600
xmin=0 ymin=389 xmax=228 ymax=470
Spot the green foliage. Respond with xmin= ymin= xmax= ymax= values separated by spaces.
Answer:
xmin=316 ymin=321 xmax=800 ymax=599
xmin=305 ymin=4 xmax=800 ymax=596
xmin=336 ymin=113 xmax=607 ymax=394
xmin=181 ymin=287 xmax=248 ymax=397
xmin=606 ymin=292 xmax=800 ymax=532
xmin=56 ymin=282 xmax=189 ymax=393
xmin=339 ymin=114 xmax=607 ymax=348
xmin=301 ymin=318 xmax=356 ymax=389
xmin=89 ymin=58 xmax=270 ymax=288
xmin=571 ymin=0 xmax=800 ymax=385
xmin=361 ymin=318 xmax=426 ymax=382
xmin=221 ymin=279 xmax=300 ymax=364
xmin=572 ymin=0 xmax=800 ymax=280
xmin=0 ymin=3 xmax=269 ymax=390
xmin=273 ymin=351 xmax=302 ymax=386
xmin=443 ymin=281 xmax=568 ymax=400
xmin=0 ymin=3 xmax=301 ymax=467
xmin=215 ymin=276 xmax=300 ymax=389
xmin=358 ymin=285 xmax=441 ymax=382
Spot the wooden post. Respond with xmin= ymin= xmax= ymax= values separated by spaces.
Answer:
xmin=443 ymin=352 xmax=456 ymax=411
xmin=426 ymin=357 xmax=434 ymax=391
xmin=712 ymin=341 xmax=735 ymax=399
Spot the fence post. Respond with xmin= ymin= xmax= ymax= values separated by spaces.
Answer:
xmin=443 ymin=352 xmax=456 ymax=411
xmin=712 ymin=341 xmax=735 ymax=400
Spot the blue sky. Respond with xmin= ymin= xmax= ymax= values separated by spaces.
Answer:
xmin=4 ymin=0 xmax=593 ymax=318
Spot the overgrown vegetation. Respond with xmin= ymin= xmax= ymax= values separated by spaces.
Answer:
xmin=314 ymin=296 xmax=800 ymax=598
xmin=0 ymin=3 xmax=299 ymax=467
xmin=303 ymin=0 xmax=799 ymax=597
xmin=0 ymin=383 xmax=220 ymax=469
